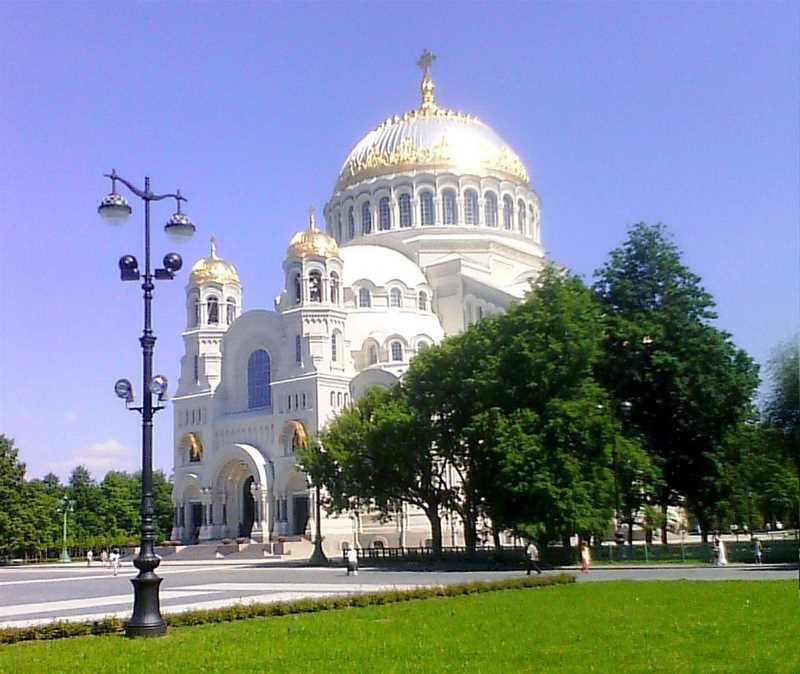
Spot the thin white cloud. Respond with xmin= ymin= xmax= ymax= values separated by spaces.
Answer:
xmin=50 ymin=439 xmax=137 ymax=478
xmin=63 ymin=411 xmax=78 ymax=423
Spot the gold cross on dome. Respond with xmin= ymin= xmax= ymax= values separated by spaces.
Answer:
xmin=417 ymin=49 xmax=436 ymax=77
xmin=307 ymin=205 xmax=316 ymax=229
xmin=210 ymin=235 xmax=218 ymax=257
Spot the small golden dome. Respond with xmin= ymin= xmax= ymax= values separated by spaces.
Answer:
xmin=287 ymin=208 xmax=340 ymax=259
xmin=190 ymin=237 xmax=240 ymax=285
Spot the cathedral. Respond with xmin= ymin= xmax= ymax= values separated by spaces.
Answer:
xmin=170 ymin=52 xmax=547 ymax=553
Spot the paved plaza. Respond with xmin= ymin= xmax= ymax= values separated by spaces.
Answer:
xmin=0 ymin=561 xmax=794 ymax=629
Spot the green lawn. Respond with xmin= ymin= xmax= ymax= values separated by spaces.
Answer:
xmin=1 ymin=581 xmax=799 ymax=673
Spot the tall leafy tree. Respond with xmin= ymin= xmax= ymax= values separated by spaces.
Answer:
xmin=0 ymin=436 xmax=26 ymax=556
xmin=68 ymin=465 xmax=105 ymax=541
xmin=466 ymin=269 xmax=629 ymax=544
xmin=765 ymin=336 xmax=800 ymax=466
xmin=403 ymin=317 xmax=500 ymax=550
xmin=301 ymin=387 xmax=455 ymax=554
xmin=594 ymin=223 xmax=759 ymax=541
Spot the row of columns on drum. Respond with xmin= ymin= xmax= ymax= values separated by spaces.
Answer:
xmin=180 ymin=484 xmax=299 ymax=534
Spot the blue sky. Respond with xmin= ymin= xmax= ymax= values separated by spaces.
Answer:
xmin=1 ymin=1 xmax=797 ymax=481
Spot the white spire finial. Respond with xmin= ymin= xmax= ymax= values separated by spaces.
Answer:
xmin=308 ymin=205 xmax=317 ymax=230
xmin=210 ymin=235 xmax=218 ymax=258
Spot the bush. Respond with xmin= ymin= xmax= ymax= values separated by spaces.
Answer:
xmin=0 ymin=574 xmax=574 ymax=645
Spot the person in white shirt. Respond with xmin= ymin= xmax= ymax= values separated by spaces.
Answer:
xmin=526 ymin=541 xmax=542 ymax=575
xmin=346 ymin=547 xmax=359 ymax=576
xmin=110 ymin=549 xmax=120 ymax=576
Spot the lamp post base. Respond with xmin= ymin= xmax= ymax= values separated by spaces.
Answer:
xmin=309 ymin=538 xmax=329 ymax=566
xmin=59 ymin=548 xmax=71 ymax=564
xmin=126 ymin=572 xmax=167 ymax=637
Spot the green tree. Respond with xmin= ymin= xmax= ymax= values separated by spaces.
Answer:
xmin=0 ymin=435 xmax=26 ymax=557
xmin=718 ymin=421 xmax=798 ymax=531
xmin=151 ymin=470 xmax=175 ymax=542
xmin=301 ymin=387 xmax=455 ymax=554
xmin=402 ymin=317 xmax=500 ymax=551
xmin=765 ymin=336 xmax=800 ymax=466
xmin=68 ymin=465 xmax=104 ymax=542
xmin=594 ymin=223 xmax=759 ymax=542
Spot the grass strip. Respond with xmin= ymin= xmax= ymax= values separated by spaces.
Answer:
xmin=1 ymin=580 xmax=798 ymax=674
xmin=0 ymin=572 xmax=574 ymax=645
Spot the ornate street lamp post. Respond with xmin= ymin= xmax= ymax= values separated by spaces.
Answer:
xmin=99 ymin=169 xmax=195 ymax=638
xmin=302 ymin=443 xmax=329 ymax=566
xmin=59 ymin=495 xmax=75 ymax=563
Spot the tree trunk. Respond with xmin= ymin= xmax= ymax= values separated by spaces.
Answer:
xmin=627 ymin=517 xmax=634 ymax=545
xmin=562 ymin=534 xmax=571 ymax=549
xmin=462 ymin=489 xmax=478 ymax=553
xmin=492 ymin=526 xmax=501 ymax=551
xmin=425 ymin=508 xmax=443 ymax=557
xmin=661 ymin=499 xmax=669 ymax=544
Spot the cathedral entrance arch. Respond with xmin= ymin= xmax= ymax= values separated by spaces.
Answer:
xmin=205 ymin=443 xmax=270 ymax=543
xmin=240 ymin=476 xmax=255 ymax=538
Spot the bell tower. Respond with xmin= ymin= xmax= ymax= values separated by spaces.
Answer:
xmin=177 ymin=237 xmax=242 ymax=396
xmin=278 ymin=208 xmax=347 ymax=374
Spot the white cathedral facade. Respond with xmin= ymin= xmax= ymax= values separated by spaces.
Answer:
xmin=170 ymin=55 xmax=548 ymax=553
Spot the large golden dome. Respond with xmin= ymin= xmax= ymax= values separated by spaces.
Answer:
xmin=287 ymin=209 xmax=340 ymax=259
xmin=335 ymin=51 xmax=529 ymax=192
xmin=190 ymin=237 xmax=240 ymax=285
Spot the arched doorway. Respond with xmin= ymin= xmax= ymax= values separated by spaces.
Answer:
xmin=240 ymin=476 xmax=255 ymax=538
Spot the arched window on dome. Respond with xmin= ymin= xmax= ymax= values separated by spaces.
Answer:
xmin=331 ymin=330 xmax=340 ymax=362
xmin=368 ymin=344 xmax=378 ymax=365
xmin=503 ymin=196 xmax=514 ymax=230
xmin=358 ymin=288 xmax=371 ymax=308
xmin=417 ymin=341 xmax=430 ymax=353
xmin=442 ymin=189 xmax=457 ymax=225
xmin=420 ymin=191 xmax=434 ymax=226
xmin=330 ymin=391 xmax=336 ymax=407
xmin=530 ymin=205 xmax=537 ymax=240
xmin=418 ymin=290 xmax=428 ymax=311
xmin=295 ymin=335 xmax=302 ymax=364
xmin=309 ymin=270 xmax=322 ymax=302
xmin=207 ymin=296 xmax=219 ymax=325
xmin=484 ymin=193 xmax=498 ymax=227
xmin=389 ymin=287 xmax=402 ymax=308
xmin=379 ymin=197 xmax=391 ymax=230
xmin=361 ymin=202 xmax=372 ymax=235
xmin=330 ymin=272 xmax=340 ymax=304
xmin=399 ymin=193 xmax=412 ymax=228
xmin=226 ymin=297 xmax=236 ymax=324
xmin=464 ymin=190 xmax=478 ymax=225
xmin=348 ymin=207 xmax=355 ymax=239
xmin=391 ymin=342 xmax=403 ymax=362
xmin=336 ymin=213 xmax=342 ymax=241
xmin=293 ymin=273 xmax=302 ymax=304
xmin=518 ymin=200 xmax=526 ymax=234
xmin=247 ymin=349 xmax=271 ymax=409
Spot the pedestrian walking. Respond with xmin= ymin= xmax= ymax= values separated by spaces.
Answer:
xmin=717 ymin=537 xmax=728 ymax=566
xmin=754 ymin=538 xmax=762 ymax=565
xmin=86 ymin=549 xmax=94 ymax=567
xmin=580 ymin=541 xmax=591 ymax=572
xmin=346 ymin=547 xmax=359 ymax=576
xmin=711 ymin=534 xmax=720 ymax=565
xmin=110 ymin=549 xmax=120 ymax=576
xmin=100 ymin=549 xmax=109 ymax=567
xmin=525 ymin=540 xmax=542 ymax=575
